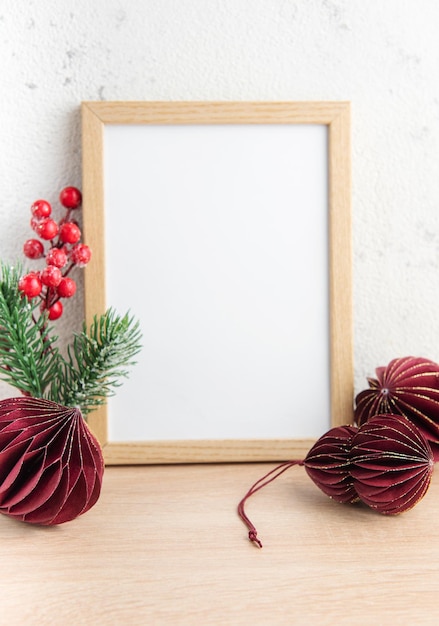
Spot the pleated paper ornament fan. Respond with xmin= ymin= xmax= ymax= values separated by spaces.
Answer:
xmin=350 ymin=413 xmax=434 ymax=515
xmin=355 ymin=356 xmax=439 ymax=459
xmin=0 ymin=397 xmax=104 ymax=525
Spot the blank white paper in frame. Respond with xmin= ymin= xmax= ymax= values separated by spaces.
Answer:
xmin=81 ymin=102 xmax=353 ymax=464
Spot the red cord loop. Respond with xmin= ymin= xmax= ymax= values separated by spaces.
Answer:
xmin=237 ymin=460 xmax=303 ymax=549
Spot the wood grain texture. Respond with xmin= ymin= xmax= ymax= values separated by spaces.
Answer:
xmin=81 ymin=103 xmax=107 ymax=444
xmin=1 ymin=463 xmax=438 ymax=625
xmin=82 ymin=100 xmax=350 ymax=125
xmin=102 ymin=438 xmax=316 ymax=465
xmin=81 ymin=101 xmax=353 ymax=463
xmin=328 ymin=104 xmax=353 ymax=426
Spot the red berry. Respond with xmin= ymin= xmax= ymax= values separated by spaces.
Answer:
xmin=31 ymin=199 xmax=52 ymax=220
xmin=30 ymin=216 xmax=41 ymax=233
xmin=71 ymin=243 xmax=92 ymax=267
xmin=23 ymin=238 xmax=44 ymax=259
xmin=38 ymin=219 xmax=59 ymax=240
xmin=57 ymin=277 xmax=76 ymax=298
xmin=18 ymin=273 xmax=42 ymax=298
xmin=59 ymin=222 xmax=81 ymax=244
xmin=46 ymin=247 xmax=68 ymax=268
xmin=40 ymin=266 xmax=62 ymax=288
xmin=59 ymin=187 xmax=82 ymax=209
xmin=47 ymin=301 xmax=63 ymax=320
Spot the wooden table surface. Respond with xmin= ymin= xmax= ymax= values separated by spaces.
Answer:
xmin=1 ymin=462 xmax=438 ymax=625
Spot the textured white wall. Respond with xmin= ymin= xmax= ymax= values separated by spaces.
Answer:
xmin=1 ymin=0 xmax=439 ymax=408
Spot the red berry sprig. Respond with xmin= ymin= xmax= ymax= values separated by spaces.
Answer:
xmin=18 ymin=186 xmax=91 ymax=320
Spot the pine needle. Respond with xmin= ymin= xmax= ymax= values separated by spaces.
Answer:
xmin=48 ymin=308 xmax=143 ymax=414
xmin=0 ymin=263 xmax=60 ymax=396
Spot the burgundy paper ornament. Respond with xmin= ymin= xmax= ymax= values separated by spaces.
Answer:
xmin=0 ymin=397 xmax=104 ymax=525
xmin=303 ymin=424 xmax=358 ymax=504
xmin=238 ymin=414 xmax=434 ymax=547
xmin=350 ymin=414 xmax=434 ymax=515
xmin=355 ymin=356 xmax=439 ymax=458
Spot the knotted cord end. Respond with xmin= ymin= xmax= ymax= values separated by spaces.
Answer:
xmin=248 ymin=529 xmax=263 ymax=548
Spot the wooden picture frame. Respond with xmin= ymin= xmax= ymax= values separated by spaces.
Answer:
xmin=81 ymin=101 xmax=352 ymax=465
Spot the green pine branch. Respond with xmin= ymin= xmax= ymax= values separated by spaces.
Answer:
xmin=0 ymin=263 xmax=60 ymax=397
xmin=0 ymin=263 xmax=143 ymax=417
xmin=48 ymin=309 xmax=143 ymax=415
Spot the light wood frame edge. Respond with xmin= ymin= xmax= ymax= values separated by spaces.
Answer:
xmin=81 ymin=101 xmax=353 ymax=465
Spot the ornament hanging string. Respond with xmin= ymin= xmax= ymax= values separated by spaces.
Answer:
xmin=237 ymin=460 xmax=304 ymax=548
